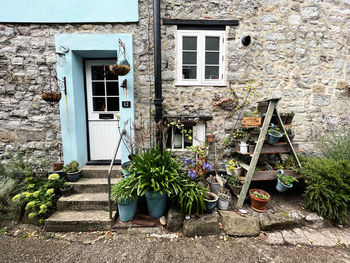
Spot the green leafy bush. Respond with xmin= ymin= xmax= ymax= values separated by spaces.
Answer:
xmin=129 ymin=147 xmax=183 ymax=196
xmin=173 ymin=177 xmax=207 ymax=216
xmin=62 ymin=161 xmax=79 ymax=174
xmin=301 ymin=158 xmax=350 ymax=224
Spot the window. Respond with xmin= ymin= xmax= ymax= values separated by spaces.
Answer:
xmin=166 ymin=121 xmax=205 ymax=150
xmin=177 ymin=30 xmax=225 ymax=86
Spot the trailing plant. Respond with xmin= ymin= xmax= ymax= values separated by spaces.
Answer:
xmin=277 ymin=172 xmax=298 ymax=186
xmin=243 ymin=110 xmax=260 ymax=117
xmin=225 ymin=174 xmax=240 ymax=187
xmin=301 ymin=158 xmax=350 ymax=224
xmin=111 ymin=176 xmax=138 ymax=203
xmin=129 ymin=147 xmax=182 ymax=196
xmin=62 ymin=161 xmax=79 ymax=174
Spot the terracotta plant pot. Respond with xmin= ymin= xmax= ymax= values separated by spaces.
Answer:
xmin=206 ymin=134 xmax=215 ymax=143
xmin=249 ymin=189 xmax=270 ymax=213
xmin=51 ymin=162 xmax=64 ymax=171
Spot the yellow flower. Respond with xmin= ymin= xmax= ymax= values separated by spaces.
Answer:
xmin=48 ymin=173 xmax=60 ymax=180
xmin=24 ymin=192 xmax=32 ymax=198
xmin=33 ymin=191 xmax=40 ymax=197
xmin=25 ymin=201 xmax=35 ymax=210
xmin=25 ymin=177 xmax=33 ymax=182
xmin=27 ymin=184 xmax=35 ymax=189
xmin=40 ymin=204 xmax=47 ymax=210
xmin=28 ymin=212 xmax=36 ymax=219
xmin=46 ymin=189 xmax=54 ymax=195
xmin=12 ymin=194 xmax=21 ymax=202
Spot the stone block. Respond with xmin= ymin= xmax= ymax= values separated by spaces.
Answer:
xmin=312 ymin=85 xmax=325 ymax=94
xmin=265 ymin=231 xmax=285 ymax=245
xmin=288 ymin=15 xmax=301 ymax=25
xmin=0 ymin=129 xmax=15 ymax=143
xmin=167 ymin=209 xmax=183 ymax=232
xmin=282 ymin=228 xmax=311 ymax=246
xmin=312 ymin=95 xmax=331 ymax=106
xmin=219 ymin=210 xmax=260 ymax=237
xmin=183 ymin=214 xmax=220 ymax=237
xmin=303 ymin=228 xmax=338 ymax=247
xmin=259 ymin=212 xmax=295 ymax=231
xmin=301 ymin=7 xmax=319 ymax=19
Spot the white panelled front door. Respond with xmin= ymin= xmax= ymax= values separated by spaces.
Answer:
xmin=85 ymin=60 xmax=121 ymax=161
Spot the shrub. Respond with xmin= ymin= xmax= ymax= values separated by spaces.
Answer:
xmin=301 ymin=158 xmax=350 ymax=224
xmin=111 ymin=176 xmax=138 ymax=203
xmin=62 ymin=161 xmax=79 ymax=173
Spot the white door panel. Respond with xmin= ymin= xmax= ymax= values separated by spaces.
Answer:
xmin=85 ymin=60 xmax=121 ymax=161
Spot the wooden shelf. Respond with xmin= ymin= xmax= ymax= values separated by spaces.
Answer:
xmin=235 ymin=142 xmax=300 ymax=155
xmin=238 ymin=169 xmax=300 ymax=181
xmin=239 ymin=124 xmax=296 ymax=129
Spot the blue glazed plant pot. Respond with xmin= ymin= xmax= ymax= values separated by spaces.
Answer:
xmin=118 ymin=198 xmax=137 ymax=222
xmin=268 ymin=131 xmax=283 ymax=145
xmin=66 ymin=169 xmax=81 ymax=182
xmin=276 ymin=178 xmax=293 ymax=192
xmin=145 ymin=191 xmax=167 ymax=218
xmin=121 ymin=161 xmax=131 ymax=178
xmin=204 ymin=192 xmax=218 ymax=213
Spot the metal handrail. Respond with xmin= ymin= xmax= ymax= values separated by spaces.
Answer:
xmin=108 ymin=128 xmax=127 ymax=220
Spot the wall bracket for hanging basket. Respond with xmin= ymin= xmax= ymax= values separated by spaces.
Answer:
xmin=109 ymin=39 xmax=130 ymax=76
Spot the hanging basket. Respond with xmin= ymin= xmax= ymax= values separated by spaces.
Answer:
xmin=109 ymin=64 xmax=130 ymax=76
xmin=40 ymin=92 xmax=61 ymax=103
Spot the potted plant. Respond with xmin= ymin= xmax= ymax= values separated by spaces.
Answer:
xmin=218 ymin=193 xmax=231 ymax=210
xmin=60 ymin=182 xmax=73 ymax=197
xmin=276 ymin=170 xmax=298 ymax=192
xmin=206 ymin=126 xmax=216 ymax=143
xmin=111 ymin=175 xmax=138 ymax=222
xmin=268 ymin=124 xmax=283 ymax=145
xmin=226 ymin=159 xmax=242 ymax=177
xmin=130 ymin=147 xmax=182 ymax=218
xmin=241 ymin=110 xmax=263 ymax=127
xmin=249 ymin=189 xmax=270 ymax=212
xmin=231 ymin=129 xmax=250 ymax=153
xmin=62 ymin=161 xmax=81 ymax=182
xmin=51 ymin=143 xmax=64 ymax=171
xmin=206 ymin=173 xmax=227 ymax=195
xmin=204 ymin=192 xmax=218 ymax=213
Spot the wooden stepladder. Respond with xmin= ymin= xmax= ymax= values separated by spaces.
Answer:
xmin=236 ymin=98 xmax=302 ymax=208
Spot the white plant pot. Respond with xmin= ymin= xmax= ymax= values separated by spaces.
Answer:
xmin=240 ymin=142 xmax=248 ymax=154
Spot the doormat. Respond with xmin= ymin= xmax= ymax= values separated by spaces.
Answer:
xmin=111 ymin=214 xmax=159 ymax=231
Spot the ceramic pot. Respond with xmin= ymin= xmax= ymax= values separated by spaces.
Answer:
xmin=204 ymin=192 xmax=218 ymax=213
xmin=218 ymin=193 xmax=231 ymax=210
xmin=249 ymin=189 xmax=270 ymax=212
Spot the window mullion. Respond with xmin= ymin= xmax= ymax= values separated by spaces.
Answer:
xmin=199 ymin=33 xmax=204 ymax=85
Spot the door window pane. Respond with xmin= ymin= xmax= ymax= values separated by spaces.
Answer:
xmin=106 ymin=82 xmax=119 ymax=96
xmin=92 ymin=82 xmax=105 ymax=96
xmin=205 ymin=52 xmax=219 ymax=64
xmin=183 ymin=66 xmax=197 ymax=79
xmin=107 ymin=97 xmax=119 ymax=111
xmin=205 ymin=66 xmax=219 ymax=79
xmin=93 ymin=97 xmax=105 ymax=111
xmin=183 ymin=37 xmax=197 ymax=50
xmin=182 ymin=52 xmax=197 ymax=64
xmin=91 ymin=66 xmax=104 ymax=80
xmin=205 ymin=37 xmax=220 ymax=51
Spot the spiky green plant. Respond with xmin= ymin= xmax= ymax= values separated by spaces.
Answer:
xmin=111 ymin=176 xmax=138 ymax=203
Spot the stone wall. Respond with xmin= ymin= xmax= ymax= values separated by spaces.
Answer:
xmin=160 ymin=0 xmax=350 ymax=155
xmin=1 ymin=0 xmax=350 ymax=164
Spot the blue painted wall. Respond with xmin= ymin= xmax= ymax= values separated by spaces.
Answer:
xmin=0 ymin=0 xmax=138 ymax=23
xmin=55 ymin=34 xmax=134 ymax=166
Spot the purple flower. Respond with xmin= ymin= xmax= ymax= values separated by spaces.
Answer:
xmin=202 ymin=162 xmax=212 ymax=170
xmin=185 ymin=159 xmax=194 ymax=165
xmin=187 ymin=170 xmax=197 ymax=179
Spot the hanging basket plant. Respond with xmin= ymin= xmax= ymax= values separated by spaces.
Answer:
xmin=109 ymin=39 xmax=130 ymax=76
xmin=40 ymin=92 xmax=61 ymax=103
xmin=39 ymin=65 xmax=64 ymax=107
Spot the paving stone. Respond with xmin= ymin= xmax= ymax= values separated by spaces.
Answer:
xmin=183 ymin=214 xmax=220 ymax=237
xmin=219 ymin=210 xmax=260 ymax=237
xmin=282 ymin=228 xmax=311 ymax=246
xmin=259 ymin=212 xmax=295 ymax=231
xmin=329 ymin=228 xmax=350 ymax=247
xmin=303 ymin=227 xmax=337 ymax=247
xmin=167 ymin=209 xmax=183 ymax=232
xmin=265 ymin=231 xmax=285 ymax=245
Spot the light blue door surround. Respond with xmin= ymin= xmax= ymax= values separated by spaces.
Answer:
xmin=55 ymin=34 xmax=134 ymax=166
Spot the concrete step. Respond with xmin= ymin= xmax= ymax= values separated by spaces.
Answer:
xmin=70 ymin=178 xmax=121 ymax=193
xmin=45 ymin=210 xmax=116 ymax=232
xmin=57 ymin=193 xmax=116 ymax=211
xmin=81 ymin=165 xmax=122 ymax=178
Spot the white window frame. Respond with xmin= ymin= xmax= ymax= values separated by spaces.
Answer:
xmin=176 ymin=30 xmax=226 ymax=86
xmin=167 ymin=121 xmax=206 ymax=151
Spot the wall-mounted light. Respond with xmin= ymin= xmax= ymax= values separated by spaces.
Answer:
xmin=55 ymin=46 xmax=69 ymax=67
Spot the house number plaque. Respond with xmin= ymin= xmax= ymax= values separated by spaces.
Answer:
xmin=122 ymin=101 xmax=131 ymax=108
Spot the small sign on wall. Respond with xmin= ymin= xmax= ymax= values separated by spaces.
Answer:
xmin=122 ymin=101 xmax=131 ymax=108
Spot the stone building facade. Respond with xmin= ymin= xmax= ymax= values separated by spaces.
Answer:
xmin=0 ymin=0 xmax=349 ymax=165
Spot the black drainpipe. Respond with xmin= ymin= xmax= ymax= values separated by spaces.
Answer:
xmin=153 ymin=0 xmax=163 ymax=129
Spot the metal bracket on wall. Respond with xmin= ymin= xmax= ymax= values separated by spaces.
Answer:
xmin=57 ymin=77 xmax=67 ymax=95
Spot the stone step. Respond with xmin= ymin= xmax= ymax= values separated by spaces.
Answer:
xmin=57 ymin=192 xmax=116 ymax=211
xmin=45 ymin=210 xmax=116 ymax=232
xmin=81 ymin=165 xmax=122 ymax=178
xmin=70 ymin=178 xmax=121 ymax=193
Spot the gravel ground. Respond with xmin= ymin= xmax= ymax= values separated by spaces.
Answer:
xmin=0 ymin=223 xmax=350 ymax=263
